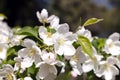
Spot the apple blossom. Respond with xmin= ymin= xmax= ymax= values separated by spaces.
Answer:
xmin=103 ymin=32 xmax=120 ymax=55
xmin=75 ymin=26 xmax=93 ymax=41
xmin=82 ymin=47 xmax=103 ymax=73
xmin=70 ymin=47 xmax=87 ymax=76
xmin=36 ymin=9 xmax=56 ymax=24
xmin=18 ymin=39 xmax=41 ymax=69
xmin=0 ymin=64 xmax=16 ymax=80
xmin=96 ymin=56 xmax=119 ymax=80
xmin=36 ymin=63 xmax=57 ymax=80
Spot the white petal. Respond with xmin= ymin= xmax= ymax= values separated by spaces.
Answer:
xmin=110 ymin=66 xmax=119 ymax=76
xmin=39 ymin=26 xmax=47 ymax=39
xmin=23 ymin=39 xmax=36 ymax=48
xmin=50 ymin=16 xmax=59 ymax=29
xmin=109 ymin=32 xmax=120 ymax=41
xmin=49 ymin=65 xmax=57 ymax=75
xmin=107 ymin=56 xmax=118 ymax=65
xmin=82 ymin=61 xmax=93 ymax=72
xmin=54 ymin=44 xmax=64 ymax=55
xmin=63 ymin=44 xmax=75 ymax=56
xmin=41 ymin=9 xmax=48 ymax=19
xmin=76 ymin=47 xmax=87 ymax=63
xmin=21 ymin=58 xmax=33 ymax=69
xmin=24 ymin=77 xmax=33 ymax=80
xmin=18 ymin=48 xmax=29 ymax=58
xmin=47 ymin=15 xmax=56 ymax=23
xmin=36 ymin=64 xmax=49 ymax=79
xmin=0 ymin=45 xmax=7 ymax=60
xmin=36 ymin=11 xmax=42 ymax=22
xmin=44 ymin=73 xmax=56 ymax=80
xmin=57 ymin=23 xmax=69 ymax=34
xmin=104 ymin=69 xmax=113 ymax=80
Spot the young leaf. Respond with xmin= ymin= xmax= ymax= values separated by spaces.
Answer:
xmin=78 ymin=35 xmax=93 ymax=57
xmin=83 ymin=18 xmax=103 ymax=27
xmin=15 ymin=26 xmax=38 ymax=38
xmin=92 ymin=38 xmax=106 ymax=50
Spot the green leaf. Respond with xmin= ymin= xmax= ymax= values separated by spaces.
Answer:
xmin=7 ymin=45 xmax=23 ymax=61
xmin=92 ymin=38 xmax=106 ymax=50
xmin=47 ymin=27 xmax=56 ymax=34
xmin=27 ymin=63 xmax=36 ymax=74
xmin=15 ymin=26 xmax=38 ymax=38
xmin=83 ymin=18 xmax=103 ymax=27
xmin=15 ymin=26 xmax=44 ymax=43
xmin=78 ymin=36 xmax=93 ymax=57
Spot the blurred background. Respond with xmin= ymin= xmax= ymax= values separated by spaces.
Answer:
xmin=0 ymin=0 xmax=120 ymax=37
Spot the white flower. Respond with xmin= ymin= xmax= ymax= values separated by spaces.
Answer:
xmin=36 ymin=9 xmax=56 ymax=23
xmin=82 ymin=47 xmax=103 ymax=73
xmin=113 ymin=55 xmax=120 ymax=69
xmin=36 ymin=63 xmax=57 ymax=80
xmin=39 ymin=26 xmax=55 ymax=46
xmin=41 ymin=50 xmax=56 ymax=65
xmin=18 ymin=39 xmax=41 ymax=69
xmin=50 ymin=16 xmax=60 ymax=30
xmin=0 ymin=64 xmax=16 ymax=80
xmin=0 ymin=20 xmax=12 ymax=43
xmin=53 ymin=24 xmax=76 ymax=57
xmin=54 ymin=33 xmax=76 ymax=56
xmin=70 ymin=47 xmax=87 ymax=76
xmin=0 ymin=43 xmax=8 ymax=60
xmin=103 ymin=32 xmax=120 ymax=55
xmin=96 ymin=56 xmax=119 ymax=80
xmin=14 ymin=56 xmax=35 ymax=72
xmin=10 ymin=35 xmax=25 ymax=46
xmin=75 ymin=26 xmax=93 ymax=41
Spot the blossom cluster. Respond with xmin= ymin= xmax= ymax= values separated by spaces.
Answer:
xmin=0 ymin=9 xmax=120 ymax=80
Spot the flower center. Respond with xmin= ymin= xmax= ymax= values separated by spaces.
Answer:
xmin=29 ymin=48 xmax=36 ymax=57
xmin=5 ymin=73 xmax=13 ymax=80
xmin=109 ymin=42 xmax=114 ymax=48
xmin=0 ymin=47 xmax=3 ymax=52
xmin=47 ymin=32 xmax=52 ymax=38
xmin=72 ymin=55 xmax=78 ymax=62
xmin=58 ymin=38 xmax=65 ymax=45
